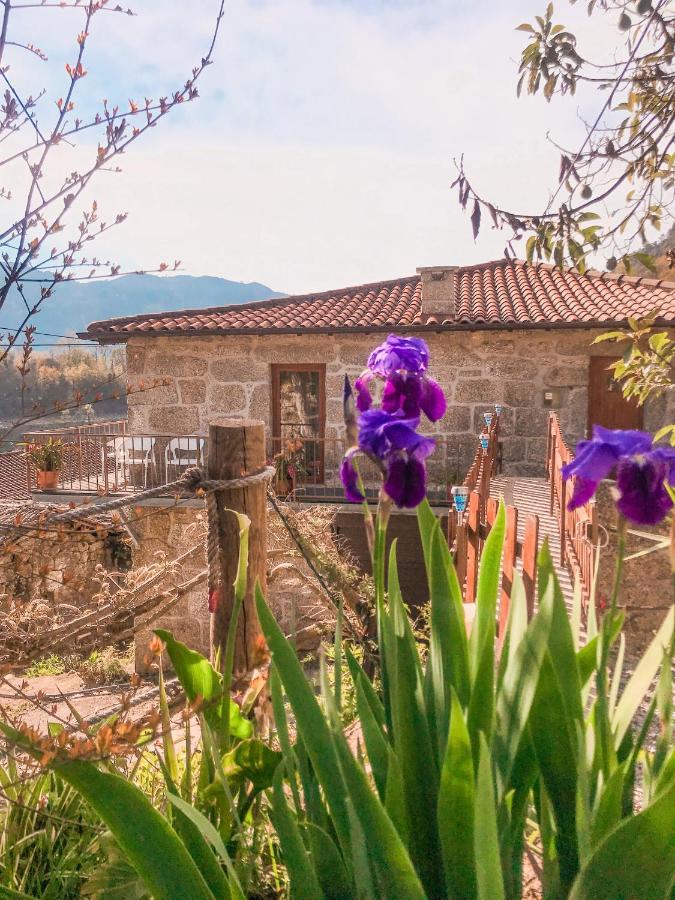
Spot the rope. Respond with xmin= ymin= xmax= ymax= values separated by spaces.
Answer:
xmin=47 ymin=465 xmax=275 ymax=525
xmin=267 ymin=490 xmax=343 ymax=617
xmin=267 ymin=490 xmax=378 ymax=667
xmin=43 ymin=464 xmax=274 ymax=625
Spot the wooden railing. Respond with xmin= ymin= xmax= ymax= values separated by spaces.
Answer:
xmin=446 ymin=414 xmax=541 ymax=637
xmin=23 ymin=426 xmax=204 ymax=495
xmin=0 ymin=449 xmax=31 ymax=501
xmin=546 ymin=412 xmax=597 ymax=610
xmin=447 ymin=415 xmax=500 ymax=553
xmin=21 ymin=423 xmax=475 ymax=503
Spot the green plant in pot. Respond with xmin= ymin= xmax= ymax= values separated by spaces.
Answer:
xmin=26 ymin=438 xmax=64 ymax=491
xmin=273 ymin=436 xmax=309 ymax=497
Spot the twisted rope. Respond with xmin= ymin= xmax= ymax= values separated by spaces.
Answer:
xmin=50 ymin=463 xmax=274 ymax=642
xmin=47 ymin=465 xmax=275 ymax=525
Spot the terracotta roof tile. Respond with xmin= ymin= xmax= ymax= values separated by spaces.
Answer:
xmin=83 ymin=259 xmax=675 ymax=341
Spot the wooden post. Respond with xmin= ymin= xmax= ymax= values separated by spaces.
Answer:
xmin=455 ymin=519 xmax=467 ymax=595
xmin=465 ymin=491 xmax=480 ymax=604
xmin=486 ymin=496 xmax=498 ymax=528
xmin=522 ymin=514 xmax=539 ymax=619
xmin=499 ymin=504 xmax=518 ymax=642
xmin=208 ymin=418 xmax=267 ymax=675
xmin=559 ymin=475 xmax=567 ymax=567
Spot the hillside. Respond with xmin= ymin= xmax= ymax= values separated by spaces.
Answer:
xmin=2 ymin=274 xmax=285 ymax=337
xmin=628 ymin=223 xmax=675 ymax=279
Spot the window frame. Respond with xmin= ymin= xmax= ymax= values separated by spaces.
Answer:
xmin=270 ymin=363 xmax=327 ymax=482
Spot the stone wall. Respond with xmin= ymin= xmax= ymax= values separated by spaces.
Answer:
xmin=126 ymin=329 xmax=671 ymax=477
xmin=594 ymin=483 xmax=671 ymax=657
xmin=132 ymin=501 xmax=334 ymax=672
xmin=0 ymin=503 xmax=128 ymax=607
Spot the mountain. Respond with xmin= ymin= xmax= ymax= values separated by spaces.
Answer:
xmin=2 ymin=274 xmax=285 ymax=338
xmin=623 ymin=223 xmax=675 ymax=279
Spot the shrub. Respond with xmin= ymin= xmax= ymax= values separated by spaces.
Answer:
xmin=0 ymin=759 xmax=103 ymax=897
xmin=260 ymin=499 xmax=674 ymax=899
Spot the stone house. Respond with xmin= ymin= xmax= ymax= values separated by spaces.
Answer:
xmin=83 ymin=259 xmax=675 ymax=481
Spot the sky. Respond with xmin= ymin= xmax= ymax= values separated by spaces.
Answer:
xmin=6 ymin=0 xmax=627 ymax=296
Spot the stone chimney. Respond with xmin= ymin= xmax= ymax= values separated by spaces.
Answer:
xmin=416 ymin=266 xmax=458 ymax=320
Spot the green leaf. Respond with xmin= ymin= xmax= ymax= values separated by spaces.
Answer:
xmin=154 ymin=630 xmax=252 ymax=741
xmin=221 ymin=511 xmax=251 ymax=746
xmin=416 ymin=497 xmax=438 ymax=571
xmin=592 ymin=331 xmax=626 ymax=344
xmin=530 ymin=651 xmax=579 ymax=893
xmin=386 ymin=542 xmax=443 ymax=893
xmin=384 ymin=747 xmax=408 ymax=847
xmin=255 ymin=587 xmax=352 ymax=858
xmin=468 ymin=503 xmax=506 ymax=756
xmin=633 ymin=251 xmax=658 ymax=273
xmin=55 ymin=761 xmax=215 ymax=900
xmin=270 ymin=766 xmax=326 ymax=900
xmin=354 ymin=675 xmax=389 ymax=801
xmin=221 ymin=739 xmax=282 ymax=790
xmin=424 ymin=519 xmax=470 ymax=755
xmin=515 ymin=22 xmax=536 ymax=32
xmin=526 ymin=234 xmax=537 ymax=263
xmin=303 ymin=823 xmax=352 ymax=900
xmin=654 ymin=423 xmax=675 ymax=445
xmin=345 ymin=799 xmax=377 ymax=900
xmin=158 ymin=658 xmax=179 ymax=787
xmin=345 ymin=646 xmax=385 ymax=731
xmin=270 ymin=666 xmax=302 ymax=813
xmin=438 ymin=689 xmax=477 ymax=900
xmin=469 ymin=501 xmax=506 ymax=679
xmin=493 ymin=570 xmax=553 ymax=793
xmin=542 ymin=547 xmax=583 ymax=723
xmin=328 ymin=715 xmax=427 ymax=899
xmin=166 ymin=793 xmax=245 ymax=899
xmin=570 ymin=779 xmax=675 ymax=899
xmin=612 ymin=606 xmax=673 ymax=748
xmin=474 ymin=735 xmax=505 ymax=900
xmin=589 ymin=765 xmax=624 ymax=850
xmin=155 ymin=756 xmax=232 ymax=900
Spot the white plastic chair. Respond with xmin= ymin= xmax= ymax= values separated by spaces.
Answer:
xmin=104 ymin=437 xmax=155 ymax=488
xmin=164 ymin=437 xmax=206 ymax=477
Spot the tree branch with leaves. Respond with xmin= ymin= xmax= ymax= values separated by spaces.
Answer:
xmin=0 ymin=0 xmax=224 ymax=375
xmin=453 ymin=0 xmax=674 ymax=275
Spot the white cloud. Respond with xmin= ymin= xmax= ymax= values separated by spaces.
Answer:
xmin=2 ymin=0 xmax=630 ymax=296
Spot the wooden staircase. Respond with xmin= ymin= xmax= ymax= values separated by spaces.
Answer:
xmin=491 ymin=475 xmax=575 ymax=612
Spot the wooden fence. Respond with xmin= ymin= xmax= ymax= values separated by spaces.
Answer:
xmin=546 ymin=412 xmax=597 ymax=611
xmin=446 ymin=415 xmax=541 ymax=639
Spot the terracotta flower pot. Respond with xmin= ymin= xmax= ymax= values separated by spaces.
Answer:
xmin=36 ymin=469 xmax=60 ymax=491
xmin=275 ymin=477 xmax=290 ymax=497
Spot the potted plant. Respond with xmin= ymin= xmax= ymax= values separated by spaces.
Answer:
xmin=273 ymin=437 xmax=308 ymax=497
xmin=26 ymin=438 xmax=64 ymax=491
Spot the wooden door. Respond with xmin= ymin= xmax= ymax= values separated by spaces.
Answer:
xmin=587 ymin=356 xmax=643 ymax=435
xmin=271 ymin=364 xmax=326 ymax=482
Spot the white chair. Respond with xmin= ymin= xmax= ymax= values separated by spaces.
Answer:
xmin=164 ymin=437 xmax=206 ymax=477
xmin=103 ymin=437 xmax=155 ymax=489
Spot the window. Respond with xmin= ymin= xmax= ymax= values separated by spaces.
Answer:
xmin=271 ymin=364 xmax=326 ymax=482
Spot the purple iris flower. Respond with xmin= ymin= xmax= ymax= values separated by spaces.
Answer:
xmin=341 ymin=409 xmax=436 ymax=508
xmin=367 ymin=334 xmax=429 ymax=376
xmin=563 ymin=425 xmax=675 ymax=525
xmin=354 ymin=374 xmax=374 ymax=412
xmin=340 ymin=450 xmax=365 ymax=504
xmin=354 ymin=335 xmax=446 ymax=422
xmin=358 ymin=408 xmax=436 ymax=461
xmin=381 ymin=372 xmax=446 ymax=421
